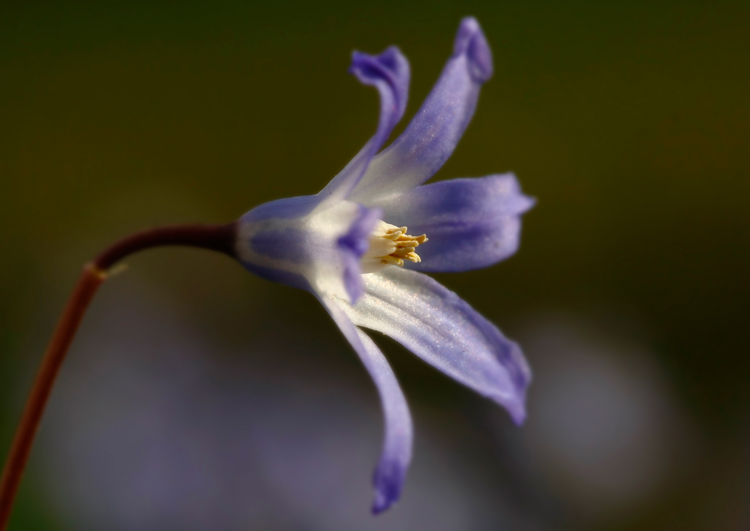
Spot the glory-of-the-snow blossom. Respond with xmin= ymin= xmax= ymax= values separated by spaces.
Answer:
xmin=235 ymin=17 xmax=534 ymax=514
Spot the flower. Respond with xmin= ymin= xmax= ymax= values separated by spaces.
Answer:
xmin=235 ymin=17 xmax=534 ymax=514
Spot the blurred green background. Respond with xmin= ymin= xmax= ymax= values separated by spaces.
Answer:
xmin=1 ymin=1 xmax=748 ymax=529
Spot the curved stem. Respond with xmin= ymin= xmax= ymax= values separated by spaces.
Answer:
xmin=0 ymin=223 xmax=237 ymax=531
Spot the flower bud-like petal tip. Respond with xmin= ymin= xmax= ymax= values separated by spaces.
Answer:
xmin=349 ymin=46 xmax=410 ymax=125
xmin=453 ymin=17 xmax=493 ymax=83
xmin=371 ymin=459 xmax=406 ymax=514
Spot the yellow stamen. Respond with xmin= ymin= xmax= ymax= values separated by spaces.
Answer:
xmin=361 ymin=221 xmax=429 ymax=274
xmin=378 ymin=226 xmax=428 ymax=266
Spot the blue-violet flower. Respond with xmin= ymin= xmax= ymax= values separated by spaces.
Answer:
xmin=236 ymin=17 xmax=534 ymax=514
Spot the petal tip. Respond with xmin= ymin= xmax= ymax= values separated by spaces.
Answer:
xmin=510 ymin=404 xmax=528 ymax=426
xmin=454 ymin=17 xmax=493 ymax=83
xmin=371 ymin=498 xmax=393 ymax=515
xmin=495 ymin=173 xmax=537 ymax=214
xmin=371 ymin=459 xmax=406 ymax=515
xmin=349 ymin=46 xmax=410 ymax=121
xmin=522 ymin=195 xmax=537 ymax=213
xmin=491 ymin=394 xmax=528 ymax=426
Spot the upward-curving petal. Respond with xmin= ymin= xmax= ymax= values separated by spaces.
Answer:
xmin=320 ymin=297 xmax=413 ymax=514
xmin=337 ymin=267 xmax=530 ymax=424
xmin=376 ymin=174 xmax=535 ymax=272
xmin=350 ymin=17 xmax=494 ymax=204
xmin=316 ymin=47 xmax=411 ymax=209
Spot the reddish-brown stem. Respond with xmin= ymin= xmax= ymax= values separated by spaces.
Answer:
xmin=0 ymin=223 xmax=237 ymax=531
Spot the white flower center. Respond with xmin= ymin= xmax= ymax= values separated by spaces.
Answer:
xmin=361 ymin=221 xmax=428 ymax=273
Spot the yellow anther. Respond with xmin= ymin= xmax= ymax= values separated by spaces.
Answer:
xmin=368 ymin=222 xmax=428 ymax=268
xmin=380 ymin=255 xmax=404 ymax=266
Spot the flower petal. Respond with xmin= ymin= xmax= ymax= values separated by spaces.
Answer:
xmin=337 ymin=205 xmax=382 ymax=302
xmin=320 ymin=297 xmax=413 ymax=514
xmin=316 ymin=46 xmax=411 ymax=209
xmin=376 ymin=174 xmax=535 ymax=272
xmin=338 ymin=267 xmax=530 ymax=424
xmin=238 ymin=198 xmax=380 ymax=303
xmin=351 ymin=17 xmax=494 ymax=203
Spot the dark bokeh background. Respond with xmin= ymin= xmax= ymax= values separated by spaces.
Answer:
xmin=1 ymin=1 xmax=748 ymax=530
